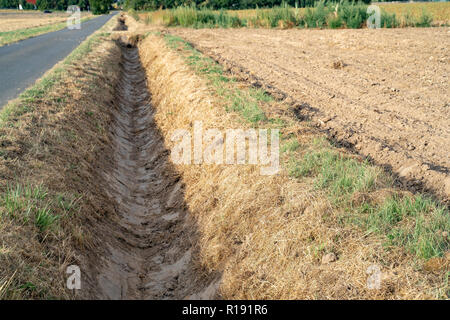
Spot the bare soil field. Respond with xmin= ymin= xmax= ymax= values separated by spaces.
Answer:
xmin=0 ymin=11 xmax=91 ymax=32
xmin=171 ymin=27 xmax=450 ymax=202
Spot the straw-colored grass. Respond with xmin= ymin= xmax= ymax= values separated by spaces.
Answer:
xmin=0 ymin=13 xmax=93 ymax=46
xmin=379 ymin=2 xmax=450 ymax=23
xmin=0 ymin=11 xmax=93 ymax=32
xmin=0 ymin=16 xmax=119 ymax=299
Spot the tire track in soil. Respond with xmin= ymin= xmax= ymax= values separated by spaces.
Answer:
xmin=92 ymin=38 xmax=217 ymax=300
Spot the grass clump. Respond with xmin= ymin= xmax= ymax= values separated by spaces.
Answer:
xmin=400 ymin=10 xmax=416 ymax=27
xmin=34 ymin=206 xmax=59 ymax=232
xmin=1 ymin=184 xmax=60 ymax=232
xmin=327 ymin=14 xmax=344 ymax=29
xmin=361 ymin=195 xmax=449 ymax=260
xmin=289 ymin=147 xmax=378 ymax=202
xmin=281 ymin=138 xmax=300 ymax=153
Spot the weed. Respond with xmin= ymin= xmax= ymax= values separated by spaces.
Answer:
xmin=281 ymin=139 xmax=300 ymax=153
xmin=34 ymin=206 xmax=59 ymax=232
xmin=361 ymin=195 xmax=449 ymax=259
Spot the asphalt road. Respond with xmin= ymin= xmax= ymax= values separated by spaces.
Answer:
xmin=0 ymin=12 xmax=116 ymax=109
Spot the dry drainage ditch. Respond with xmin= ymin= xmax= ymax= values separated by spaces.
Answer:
xmin=86 ymin=35 xmax=217 ymax=299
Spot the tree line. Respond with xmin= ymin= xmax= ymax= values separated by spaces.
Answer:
xmin=124 ymin=0 xmax=424 ymax=11
xmin=0 ymin=0 xmax=438 ymax=12
xmin=0 ymin=0 xmax=112 ymax=14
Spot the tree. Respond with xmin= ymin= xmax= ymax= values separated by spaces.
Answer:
xmin=90 ymin=0 xmax=112 ymax=14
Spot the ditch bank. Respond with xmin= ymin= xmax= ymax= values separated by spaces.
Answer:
xmin=136 ymin=34 xmax=448 ymax=299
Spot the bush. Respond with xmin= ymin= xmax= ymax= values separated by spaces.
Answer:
xmin=91 ymin=0 xmax=112 ymax=15
xmin=337 ymin=0 xmax=367 ymax=29
xmin=304 ymin=0 xmax=329 ymax=28
xmin=327 ymin=14 xmax=343 ymax=29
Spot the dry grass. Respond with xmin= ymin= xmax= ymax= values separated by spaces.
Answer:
xmin=0 ymin=12 xmax=92 ymax=32
xmin=138 ymin=33 xmax=449 ymax=299
xmin=379 ymin=2 xmax=450 ymax=23
xmin=0 ymin=16 xmax=119 ymax=299
xmin=0 ymin=12 xmax=94 ymax=47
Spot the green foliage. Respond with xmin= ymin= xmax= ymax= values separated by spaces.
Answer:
xmin=90 ymin=0 xmax=112 ymax=14
xmin=381 ymin=10 xmax=398 ymax=28
xmin=327 ymin=14 xmax=343 ymax=29
xmin=163 ymin=5 xmax=245 ymax=28
xmin=34 ymin=206 xmax=59 ymax=231
xmin=337 ymin=0 xmax=367 ymax=28
xmin=289 ymin=148 xmax=378 ymax=202
xmin=401 ymin=10 xmax=415 ymax=27
xmin=1 ymin=184 xmax=59 ymax=232
xmin=304 ymin=0 xmax=329 ymax=28
xmin=253 ymin=2 xmax=299 ymax=27
xmin=361 ymin=195 xmax=449 ymax=260
xmin=160 ymin=1 xmax=435 ymax=30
